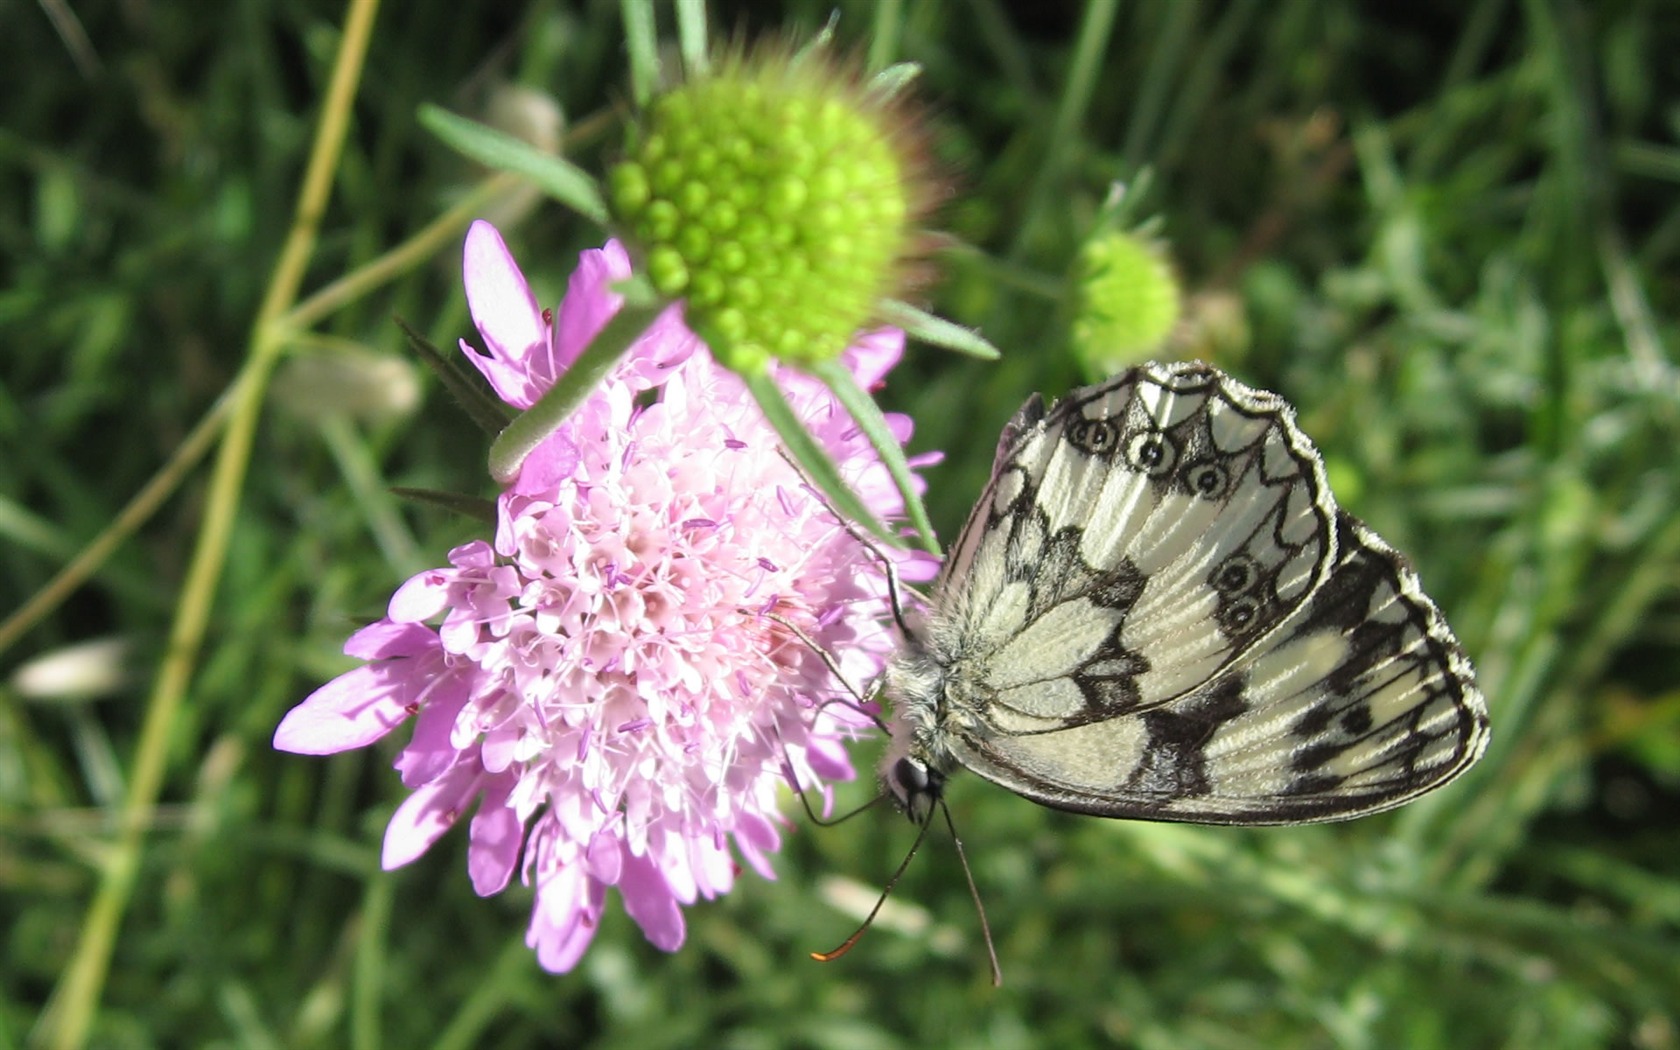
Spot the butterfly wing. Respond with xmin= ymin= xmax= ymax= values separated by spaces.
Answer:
xmin=921 ymin=362 xmax=1487 ymax=825
xmin=928 ymin=362 xmax=1337 ymax=723
xmin=945 ymin=512 xmax=1489 ymax=824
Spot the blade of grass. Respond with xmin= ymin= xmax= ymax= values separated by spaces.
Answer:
xmin=38 ymin=3 xmax=383 ymax=1047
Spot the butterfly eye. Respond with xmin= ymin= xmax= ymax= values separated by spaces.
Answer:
xmin=1125 ymin=430 xmax=1177 ymax=477
xmin=893 ymin=756 xmax=931 ymax=795
xmin=1068 ymin=418 xmax=1120 ymax=456
xmin=1185 ymin=461 xmax=1229 ymax=499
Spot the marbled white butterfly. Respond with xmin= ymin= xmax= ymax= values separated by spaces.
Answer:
xmin=881 ymin=361 xmax=1489 ymax=827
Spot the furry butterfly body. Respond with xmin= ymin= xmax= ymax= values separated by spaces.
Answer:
xmin=882 ymin=361 xmax=1489 ymax=826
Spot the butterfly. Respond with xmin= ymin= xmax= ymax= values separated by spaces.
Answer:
xmin=879 ymin=361 xmax=1489 ymax=828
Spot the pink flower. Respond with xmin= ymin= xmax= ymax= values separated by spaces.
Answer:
xmin=276 ymin=221 xmax=936 ymax=971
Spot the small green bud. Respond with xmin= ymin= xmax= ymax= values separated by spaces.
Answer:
xmin=1069 ymin=230 xmax=1183 ymax=376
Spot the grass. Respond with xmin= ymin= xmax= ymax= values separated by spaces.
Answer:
xmin=3 ymin=0 xmax=1678 ymax=1046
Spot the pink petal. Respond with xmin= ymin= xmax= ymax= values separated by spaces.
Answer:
xmin=843 ymin=327 xmax=905 ymax=388
xmin=509 ymin=431 xmax=581 ymax=496
xmin=343 ymin=620 xmax=438 ymax=660
xmin=464 ymin=221 xmax=545 ymax=366
xmin=273 ymin=662 xmax=419 ymax=754
xmin=393 ymin=670 xmax=475 ymax=787
xmin=467 ymin=773 xmax=521 ymax=895
xmin=389 ymin=569 xmax=454 ymax=622
xmin=528 ymin=857 xmax=606 ymax=973
xmin=381 ymin=754 xmax=483 ymax=869
xmin=654 ymin=824 xmax=697 ymax=903
xmin=613 ymin=305 xmax=702 ymax=390
xmin=735 ymin=810 xmax=782 ymax=855
xmin=690 ymin=834 xmax=738 ymax=897
xmin=618 ymin=849 xmax=685 ymax=952
xmin=459 ymin=338 xmax=532 ymax=409
xmin=881 ymin=410 xmax=914 ymax=444
xmin=585 ymin=828 xmax=623 ymax=884
xmin=551 ymin=241 xmax=633 ymax=369
xmin=805 ymin=736 xmax=858 ymax=782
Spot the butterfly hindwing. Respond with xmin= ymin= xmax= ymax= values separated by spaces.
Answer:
xmin=945 ymin=512 xmax=1488 ymax=824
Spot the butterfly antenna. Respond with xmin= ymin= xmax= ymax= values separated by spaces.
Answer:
xmin=795 ymin=779 xmax=888 ymax=828
xmin=810 ymin=805 xmax=937 ymax=964
xmin=941 ymin=798 xmax=1003 ymax=987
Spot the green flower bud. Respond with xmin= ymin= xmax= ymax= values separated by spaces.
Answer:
xmin=609 ymin=48 xmax=933 ymax=373
xmin=1069 ymin=230 xmax=1183 ymax=376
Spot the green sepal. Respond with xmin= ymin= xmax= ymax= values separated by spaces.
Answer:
xmin=389 ymin=487 xmax=499 ymax=527
xmin=878 ymin=299 xmax=1001 ymax=360
xmin=810 ymin=358 xmax=940 ymax=555
xmin=393 ymin=316 xmax=513 ymax=437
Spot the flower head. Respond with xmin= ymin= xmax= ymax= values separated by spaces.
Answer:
xmin=276 ymin=221 xmax=936 ymax=971
xmin=608 ymin=46 xmax=938 ymax=373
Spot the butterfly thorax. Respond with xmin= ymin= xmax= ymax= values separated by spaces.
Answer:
xmin=880 ymin=632 xmax=980 ymax=824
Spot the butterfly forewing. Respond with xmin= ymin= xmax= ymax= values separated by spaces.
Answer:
xmin=890 ymin=361 xmax=1488 ymax=827
xmin=929 ymin=365 xmax=1337 ymax=725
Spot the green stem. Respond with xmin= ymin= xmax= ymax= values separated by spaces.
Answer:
xmin=487 ymin=294 xmax=665 ymax=484
xmin=39 ymin=3 xmax=382 ymax=1047
xmin=812 ymin=359 xmax=940 ymax=555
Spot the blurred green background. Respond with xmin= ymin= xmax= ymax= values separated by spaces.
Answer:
xmin=5 ymin=0 xmax=1679 ymax=1047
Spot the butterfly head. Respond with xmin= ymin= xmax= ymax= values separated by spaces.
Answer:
xmin=883 ymin=751 xmax=945 ymax=825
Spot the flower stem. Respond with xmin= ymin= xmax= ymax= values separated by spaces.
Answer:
xmin=487 ymin=288 xmax=665 ymax=484
xmin=812 ymin=358 xmax=941 ymax=555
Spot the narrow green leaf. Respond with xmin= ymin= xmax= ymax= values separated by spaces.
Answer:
xmin=675 ymin=0 xmax=709 ymax=76
xmin=417 ymin=105 xmax=608 ymax=224
xmin=877 ymin=299 xmax=1002 ymax=360
xmin=621 ymin=0 xmax=659 ymax=108
xmin=869 ymin=62 xmax=922 ymax=100
xmin=393 ymin=315 xmax=512 ymax=437
xmin=812 ymin=358 xmax=941 ymax=555
xmin=487 ymin=289 xmax=663 ymax=484
xmin=741 ymin=370 xmax=901 ymax=548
